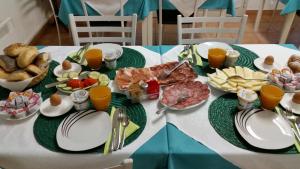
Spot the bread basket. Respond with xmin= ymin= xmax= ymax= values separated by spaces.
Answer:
xmin=0 ymin=56 xmax=51 ymax=91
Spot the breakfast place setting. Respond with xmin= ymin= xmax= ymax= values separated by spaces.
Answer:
xmin=1 ymin=0 xmax=300 ymax=169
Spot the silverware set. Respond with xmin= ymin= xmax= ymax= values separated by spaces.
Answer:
xmin=276 ymin=107 xmax=300 ymax=145
xmin=109 ymin=107 xmax=130 ymax=152
xmin=73 ymin=43 xmax=91 ymax=65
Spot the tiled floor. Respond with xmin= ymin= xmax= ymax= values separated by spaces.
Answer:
xmin=30 ymin=11 xmax=300 ymax=47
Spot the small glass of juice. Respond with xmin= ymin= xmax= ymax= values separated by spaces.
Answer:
xmin=260 ymin=84 xmax=284 ymax=110
xmin=208 ymin=48 xmax=227 ymax=68
xmin=84 ymin=48 xmax=102 ymax=70
xmin=89 ymin=86 xmax=112 ymax=111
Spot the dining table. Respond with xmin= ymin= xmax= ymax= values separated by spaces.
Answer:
xmin=57 ymin=0 xmax=236 ymax=45
xmin=1 ymin=44 xmax=300 ymax=169
xmin=254 ymin=0 xmax=300 ymax=43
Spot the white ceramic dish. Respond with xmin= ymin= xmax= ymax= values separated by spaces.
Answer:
xmin=235 ymin=109 xmax=294 ymax=150
xmin=93 ymin=43 xmax=123 ymax=59
xmin=40 ymin=95 xmax=74 ymax=117
xmin=197 ymin=42 xmax=233 ymax=59
xmin=53 ymin=63 xmax=82 ymax=77
xmin=253 ymin=58 xmax=280 ymax=73
xmin=56 ymin=110 xmax=112 ymax=151
xmin=280 ymin=93 xmax=300 ymax=115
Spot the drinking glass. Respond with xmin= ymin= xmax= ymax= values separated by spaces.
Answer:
xmin=260 ymin=84 xmax=284 ymax=110
xmin=84 ymin=48 xmax=102 ymax=70
xmin=208 ymin=48 xmax=226 ymax=68
xmin=89 ymin=86 xmax=112 ymax=111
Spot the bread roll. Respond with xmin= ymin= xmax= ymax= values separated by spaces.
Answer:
xmin=6 ymin=70 xmax=31 ymax=81
xmin=288 ymin=61 xmax=300 ymax=73
xmin=4 ymin=43 xmax=28 ymax=57
xmin=34 ymin=52 xmax=50 ymax=68
xmin=0 ymin=55 xmax=17 ymax=72
xmin=0 ymin=68 xmax=9 ymax=79
xmin=17 ymin=48 xmax=38 ymax=68
xmin=25 ymin=64 xmax=43 ymax=76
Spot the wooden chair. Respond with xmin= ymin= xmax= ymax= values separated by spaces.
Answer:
xmin=105 ymin=158 xmax=133 ymax=169
xmin=48 ymin=0 xmax=61 ymax=45
xmin=177 ymin=14 xmax=248 ymax=44
xmin=69 ymin=14 xmax=137 ymax=46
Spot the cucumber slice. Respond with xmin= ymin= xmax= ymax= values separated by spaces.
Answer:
xmin=62 ymin=72 xmax=69 ymax=78
xmin=69 ymin=72 xmax=79 ymax=78
xmin=62 ymin=87 xmax=72 ymax=91
xmin=57 ymin=77 xmax=68 ymax=81
xmin=89 ymin=71 xmax=101 ymax=79
xmin=57 ymin=84 xmax=67 ymax=88
xmin=192 ymin=45 xmax=203 ymax=66
xmin=98 ymin=74 xmax=110 ymax=86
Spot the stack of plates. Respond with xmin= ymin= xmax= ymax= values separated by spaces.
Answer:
xmin=235 ymin=109 xmax=294 ymax=150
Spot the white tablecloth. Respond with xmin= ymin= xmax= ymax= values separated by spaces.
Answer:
xmin=162 ymin=44 xmax=300 ymax=169
xmin=169 ymin=0 xmax=206 ymax=16
xmin=0 ymin=46 xmax=164 ymax=169
xmin=85 ymin=0 xmax=128 ymax=16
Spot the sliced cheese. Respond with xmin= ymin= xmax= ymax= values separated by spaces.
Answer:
xmin=235 ymin=66 xmax=244 ymax=78
xmin=253 ymin=71 xmax=267 ymax=80
xmin=238 ymin=82 xmax=252 ymax=88
xmin=209 ymin=80 xmax=221 ymax=88
xmin=223 ymin=67 xmax=236 ymax=77
xmin=208 ymin=73 xmax=227 ymax=85
xmin=216 ymin=68 xmax=228 ymax=80
xmin=247 ymin=81 xmax=262 ymax=87
xmin=243 ymin=67 xmax=254 ymax=79
xmin=250 ymin=85 xmax=262 ymax=91
xmin=221 ymin=83 xmax=232 ymax=90
xmin=229 ymin=78 xmax=246 ymax=83
xmin=228 ymin=81 xmax=238 ymax=87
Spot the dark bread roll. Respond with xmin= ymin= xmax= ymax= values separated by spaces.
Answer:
xmin=0 ymin=55 xmax=17 ymax=72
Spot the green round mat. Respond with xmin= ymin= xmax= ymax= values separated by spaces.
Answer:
xmin=33 ymin=92 xmax=146 ymax=153
xmin=208 ymin=93 xmax=297 ymax=154
xmin=68 ymin=47 xmax=146 ymax=80
xmin=0 ymin=61 xmax=59 ymax=100
xmin=194 ymin=45 xmax=259 ymax=76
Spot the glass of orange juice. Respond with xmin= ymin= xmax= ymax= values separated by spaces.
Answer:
xmin=208 ymin=48 xmax=227 ymax=68
xmin=260 ymin=84 xmax=284 ymax=110
xmin=89 ymin=86 xmax=112 ymax=111
xmin=84 ymin=48 xmax=102 ymax=70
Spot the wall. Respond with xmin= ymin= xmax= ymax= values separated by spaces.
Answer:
xmin=237 ymin=0 xmax=284 ymax=10
xmin=0 ymin=0 xmax=51 ymax=52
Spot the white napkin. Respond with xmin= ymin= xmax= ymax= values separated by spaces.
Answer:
xmin=85 ymin=0 xmax=128 ymax=16
xmin=169 ymin=0 xmax=206 ymax=16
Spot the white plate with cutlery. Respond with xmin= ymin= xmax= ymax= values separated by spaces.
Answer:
xmin=56 ymin=110 xmax=112 ymax=151
xmin=235 ymin=109 xmax=294 ymax=150
xmin=197 ymin=42 xmax=233 ymax=59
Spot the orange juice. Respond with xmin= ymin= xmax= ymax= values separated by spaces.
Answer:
xmin=260 ymin=85 xmax=284 ymax=110
xmin=84 ymin=48 xmax=102 ymax=70
xmin=208 ymin=48 xmax=227 ymax=68
xmin=89 ymin=86 xmax=112 ymax=111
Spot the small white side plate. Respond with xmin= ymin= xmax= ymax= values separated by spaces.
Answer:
xmin=53 ymin=63 xmax=82 ymax=77
xmin=40 ymin=95 xmax=74 ymax=117
xmin=235 ymin=109 xmax=294 ymax=150
xmin=56 ymin=110 xmax=111 ymax=151
xmin=280 ymin=93 xmax=300 ymax=115
xmin=197 ymin=42 xmax=233 ymax=59
xmin=253 ymin=58 xmax=279 ymax=73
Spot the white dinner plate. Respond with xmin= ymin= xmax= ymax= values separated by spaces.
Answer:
xmin=56 ymin=110 xmax=112 ymax=151
xmin=53 ymin=62 xmax=82 ymax=77
xmin=280 ymin=93 xmax=300 ymax=115
xmin=40 ymin=95 xmax=74 ymax=117
xmin=197 ymin=42 xmax=233 ymax=59
xmin=253 ymin=58 xmax=280 ymax=73
xmin=235 ymin=109 xmax=294 ymax=150
xmin=93 ymin=43 xmax=123 ymax=59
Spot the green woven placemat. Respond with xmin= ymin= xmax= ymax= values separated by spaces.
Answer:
xmin=68 ymin=47 xmax=146 ymax=80
xmin=33 ymin=92 xmax=146 ymax=153
xmin=192 ymin=45 xmax=259 ymax=76
xmin=208 ymin=93 xmax=297 ymax=154
xmin=0 ymin=61 xmax=59 ymax=100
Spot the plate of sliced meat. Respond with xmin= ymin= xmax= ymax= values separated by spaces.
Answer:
xmin=160 ymin=81 xmax=210 ymax=110
xmin=150 ymin=62 xmax=197 ymax=86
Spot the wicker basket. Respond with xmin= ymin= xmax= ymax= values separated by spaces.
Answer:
xmin=28 ymin=65 xmax=49 ymax=88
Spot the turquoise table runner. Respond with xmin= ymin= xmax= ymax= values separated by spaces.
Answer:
xmin=280 ymin=0 xmax=300 ymax=15
xmin=58 ymin=0 xmax=235 ymax=26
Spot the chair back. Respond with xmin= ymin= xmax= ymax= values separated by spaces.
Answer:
xmin=69 ymin=14 xmax=137 ymax=46
xmin=177 ymin=14 xmax=248 ymax=44
xmin=105 ymin=158 xmax=133 ymax=169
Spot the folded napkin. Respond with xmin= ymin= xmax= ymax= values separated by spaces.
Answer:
xmin=169 ymin=0 xmax=206 ymax=16
xmin=85 ymin=0 xmax=128 ymax=16
xmin=103 ymin=106 xmax=140 ymax=154
xmin=275 ymin=107 xmax=300 ymax=152
xmin=178 ymin=45 xmax=203 ymax=66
